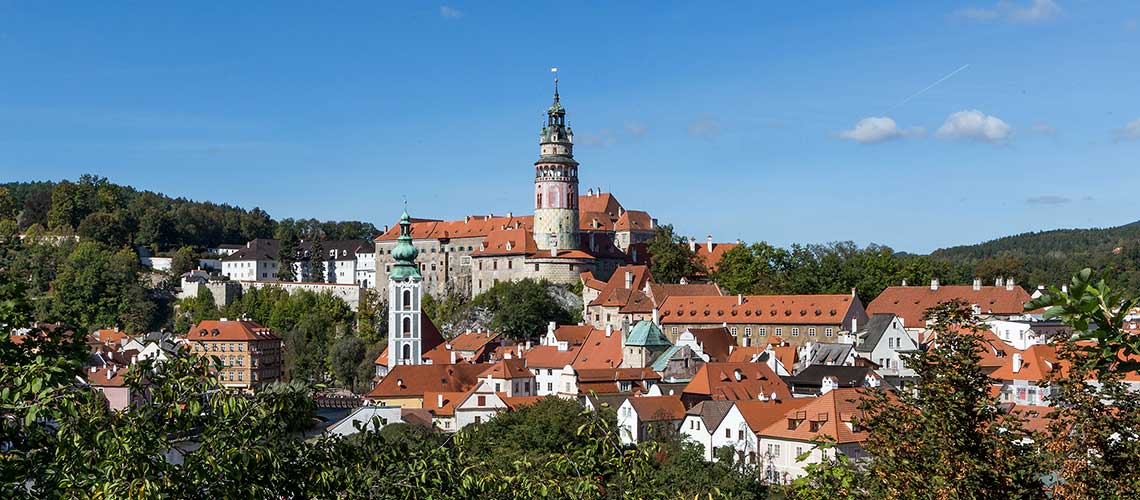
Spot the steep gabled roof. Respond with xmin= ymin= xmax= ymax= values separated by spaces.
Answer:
xmin=628 ymin=395 xmax=686 ymax=422
xmin=687 ymin=327 xmax=736 ymax=362
xmin=867 ymin=285 xmax=1033 ymax=329
xmin=737 ymin=398 xmax=814 ymax=433
xmin=683 ymin=362 xmax=792 ymax=401
xmin=854 ymin=313 xmax=897 ymax=353
xmin=686 ymin=400 xmax=736 ymax=432
xmin=989 ymin=344 xmax=1059 ymax=382
xmin=571 ymin=327 xmax=623 ymax=369
xmin=578 ymin=192 xmax=623 ymax=220
xmin=614 ymin=210 xmax=654 ymax=232
xmin=693 ymin=242 xmax=738 ymax=274
xmin=366 ymin=364 xmax=487 ymax=399
xmin=522 ymin=345 xmax=579 ymax=369
xmin=757 ymin=388 xmax=872 ymax=444
xmin=784 ymin=365 xmax=875 ymax=388
xmin=625 ymin=321 xmax=673 ymax=348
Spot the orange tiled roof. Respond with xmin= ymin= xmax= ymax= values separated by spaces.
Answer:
xmin=85 ymin=365 xmax=129 ymax=387
xmin=628 ymin=395 xmax=686 ymax=422
xmin=989 ymin=344 xmax=1059 ymax=382
xmin=687 ymin=327 xmax=737 ymax=362
xmin=445 ymin=331 xmax=501 ymax=352
xmin=727 ymin=345 xmax=766 ymax=363
xmin=580 ymin=211 xmax=615 ymax=231
xmin=422 ymin=391 xmax=465 ymax=417
xmin=186 ymin=320 xmax=280 ymax=341
xmin=522 ymin=345 xmax=579 ymax=369
xmin=480 ymin=358 xmax=532 ymax=379
xmin=867 ymin=285 xmax=1033 ymax=329
xmin=614 ymin=210 xmax=653 ymax=232
xmin=580 ymin=271 xmax=607 ymax=291
xmin=646 ymin=282 xmax=723 ymax=307
xmin=375 ymin=215 xmax=533 ymax=241
xmin=693 ymin=242 xmax=738 ymax=274
xmin=659 ymin=294 xmax=859 ymax=326
xmin=93 ymin=328 xmax=130 ymax=345
xmin=470 ymin=227 xmax=537 ymax=257
xmin=578 ymin=192 xmax=623 ymax=219
xmin=757 ymin=388 xmax=871 ymax=444
xmin=503 ymin=395 xmax=545 ymax=410
xmin=576 ymin=367 xmax=661 ymax=383
xmin=366 ymin=364 xmax=488 ymax=399
xmin=736 ymin=398 xmax=814 ymax=433
xmin=683 ymin=362 xmax=792 ymax=401
xmin=571 ymin=327 xmax=624 ymax=369
xmin=552 ymin=325 xmax=594 ymax=346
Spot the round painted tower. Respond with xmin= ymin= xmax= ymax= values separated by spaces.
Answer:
xmin=533 ymin=77 xmax=580 ymax=251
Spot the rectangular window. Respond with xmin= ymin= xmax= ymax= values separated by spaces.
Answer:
xmin=477 ymin=395 xmax=486 ymax=406
xmin=507 ymin=260 xmax=512 ymax=270
xmin=791 ymin=328 xmax=799 ymax=337
xmin=825 ymin=328 xmax=834 ymax=337
xmin=744 ymin=327 xmax=752 ymax=337
xmin=730 ymin=327 xmax=738 ymax=335
xmin=671 ymin=327 xmax=678 ymax=334
xmin=774 ymin=328 xmax=782 ymax=336
xmin=493 ymin=261 xmax=498 ymax=270
xmin=808 ymin=328 xmax=816 ymax=336
xmin=759 ymin=327 xmax=767 ymax=336
xmin=547 ymin=383 xmax=553 ymax=392
xmin=533 ymin=263 xmax=539 ymax=271
xmin=725 ymin=428 xmax=731 ymax=438
xmin=475 ymin=416 xmax=482 ymax=424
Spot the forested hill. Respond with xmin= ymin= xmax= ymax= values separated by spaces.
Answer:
xmin=930 ymin=220 xmax=1140 ymax=293
xmin=0 ymin=175 xmax=378 ymax=251
xmin=932 ymin=221 xmax=1140 ymax=261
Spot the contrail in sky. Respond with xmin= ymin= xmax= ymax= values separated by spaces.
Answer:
xmin=884 ymin=64 xmax=970 ymax=114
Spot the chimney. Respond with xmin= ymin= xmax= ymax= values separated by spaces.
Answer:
xmin=930 ymin=279 xmax=939 ymax=291
xmin=507 ymin=211 xmax=512 ymax=218
xmin=679 ymin=277 xmax=688 ymax=285
xmin=688 ymin=237 xmax=696 ymax=253
xmin=1006 ymin=278 xmax=1015 ymax=291
xmin=587 ymin=188 xmax=593 ymax=196
xmin=821 ymin=376 xmax=837 ymax=395
xmin=1012 ymin=353 xmax=1022 ymax=373
xmin=547 ymin=321 xmax=556 ymax=339
xmin=851 ymin=287 xmax=856 ymax=298
xmin=973 ymin=278 xmax=982 ymax=291
xmin=550 ymin=246 xmax=556 ymax=257
xmin=737 ymin=294 xmax=743 ymax=306
xmin=605 ymin=325 xmax=613 ymax=338
xmin=706 ymin=235 xmax=713 ymax=253
xmin=652 ymin=307 xmax=659 ymax=325
xmin=450 ymin=351 xmax=457 ymax=364
xmin=438 ymin=394 xmax=444 ymax=408
xmin=525 ymin=340 xmax=532 ymax=350
xmin=851 ymin=317 xmax=858 ymax=333
xmin=625 ymin=271 xmax=633 ymax=289
xmin=995 ymin=277 xmax=1002 ymax=287
xmin=901 ymin=279 xmax=907 ymax=287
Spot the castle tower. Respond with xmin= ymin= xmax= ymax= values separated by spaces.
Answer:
xmin=387 ymin=207 xmax=424 ymax=370
xmin=533 ymin=75 xmax=580 ymax=251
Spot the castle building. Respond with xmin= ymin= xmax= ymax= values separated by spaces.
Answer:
xmin=373 ymin=80 xmax=635 ymax=298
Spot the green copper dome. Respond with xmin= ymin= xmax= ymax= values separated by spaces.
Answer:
xmin=389 ymin=208 xmax=421 ymax=281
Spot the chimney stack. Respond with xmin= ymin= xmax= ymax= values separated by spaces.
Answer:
xmin=995 ymin=277 xmax=1003 ymax=287
xmin=1012 ymin=353 xmax=1022 ymax=373
xmin=851 ymin=317 xmax=858 ymax=334
xmin=605 ymin=325 xmax=613 ymax=338
xmin=706 ymin=235 xmax=713 ymax=253
xmin=652 ymin=307 xmax=659 ymax=325
xmin=688 ymin=237 xmax=696 ymax=253
xmin=1006 ymin=278 xmax=1015 ymax=291
xmin=438 ymin=394 xmax=444 ymax=408
xmin=625 ymin=270 xmax=633 ymax=289
xmin=973 ymin=278 xmax=982 ymax=291
xmin=737 ymin=294 xmax=744 ymax=306
xmin=930 ymin=279 xmax=939 ymax=291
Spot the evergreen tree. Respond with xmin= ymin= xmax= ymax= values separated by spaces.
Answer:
xmin=277 ymin=232 xmax=299 ymax=282
xmin=310 ymin=236 xmax=326 ymax=283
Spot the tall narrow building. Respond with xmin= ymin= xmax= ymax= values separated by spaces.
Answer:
xmin=533 ymin=77 xmax=580 ymax=251
xmin=387 ymin=207 xmax=425 ymax=370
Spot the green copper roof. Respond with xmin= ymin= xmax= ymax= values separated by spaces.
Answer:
xmin=650 ymin=345 xmax=683 ymax=372
xmin=389 ymin=208 xmax=421 ymax=281
xmin=626 ymin=320 xmax=673 ymax=348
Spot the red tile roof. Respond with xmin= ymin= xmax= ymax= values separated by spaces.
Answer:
xmin=373 ymin=316 xmax=446 ymax=366
xmin=576 ymin=367 xmax=661 ymax=382
xmin=756 ymin=388 xmax=871 ymax=444
xmin=470 ymin=227 xmax=536 ymax=257
xmin=614 ymin=210 xmax=653 ymax=232
xmin=628 ymin=395 xmax=686 ymax=422
xmin=522 ymin=345 xmax=579 ymax=369
xmin=422 ymin=391 xmax=466 ymax=417
xmin=683 ymin=362 xmax=792 ymax=401
xmin=571 ymin=327 xmax=624 ymax=369
xmin=989 ymin=344 xmax=1059 ymax=382
xmin=867 ymin=285 xmax=1033 ymax=329
xmin=580 ymin=211 xmax=615 ymax=231
xmin=366 ymin=363 xmax=488 ymax=399
xmin=736 ymin=398 xmax=814 ymax=433
xmin=580 ymin=271 xmax=607 ymax=291
xmin=693 ymin=242 xmax=738 ymax=274
xmin=659 ymin=294 xmax=860 ymax=326
xmin=480 ymin=358 xmax=532 ymax=379
xmin=375 ymin=215 xmax=533 ymax=241
xmin=686 ymin=327 xmax=737 ymax=362
xmin=186 ymin=320 xmax=280 ymax=341
xmin=552 ymin=325 xmax=594 ymax=346
xmin=85 ymin=365 xmax=129 ymax=387
xmin=93 ymin=328 xmax=130 ymax=345
xmin=646 ymin=282 xmax=723 ymax=307
xmin=578 ymin=192 xmax=623 ymax=219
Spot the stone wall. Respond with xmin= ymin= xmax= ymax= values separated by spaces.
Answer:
xmin=241 ymin=280 xmax=363 ymax=311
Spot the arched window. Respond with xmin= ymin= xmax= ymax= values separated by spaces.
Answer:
xmin=402 ymin=290 xmax=412 ymax=310
xmin=567 ymin=191 xmax=573 ymax=208
xmin=402 ymin=344 xmax=411 ymax=361
xmin=402 ymin=317 xmax=412 ymax=337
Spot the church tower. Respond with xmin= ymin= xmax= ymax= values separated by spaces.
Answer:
xmin=387 ymin=207 xmax=424 ymax=370
xmin=533 ymin=75 xmax=580 ymax=251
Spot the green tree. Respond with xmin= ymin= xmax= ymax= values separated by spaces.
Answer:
xmin=0 ymin=186 xmax=16 ymax=222
xmin=712 ymin=241 xmax=789 ymax=294
xmin=471 ymin=279 xmax=573 ymax=340
xmin=170 ymin=245 xmax=198 ymax=277
xmin=174 ymin=287 xmax=221 ymax=333
xmin=310 ymin=236 xmax=326 ymax=283
xmin=354 ymin=288 xmax=386 ymax=343
xmin=1025 ymin=269 xmax=1140 ymax=498
xmin=647 ymin=224 xmax=705 ymax=284
xmin=48 ymin=242 xmax=153 ymax=332
xmin=857 ymin=299 xmax=1045 ymax=499
xmin=277 ymin=230 xmax=299 ymax=282
xmin=46 ymin=179 xmax=96 ymax=231
xmin=330 ymin=335 xmax=366 ymax=388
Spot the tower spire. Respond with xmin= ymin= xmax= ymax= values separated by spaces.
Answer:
xmin=551 ymin=67 xmax=559 ymax=102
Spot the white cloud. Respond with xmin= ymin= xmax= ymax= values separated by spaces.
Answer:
xmin=1125 ymin=19 xmax=1138 ymax=31
xmin=624 ymin=121 xmax=647 ymax=137
xmin=576 ymin=129 xmax=618 ymax=148
xmin=1031 ymin=122 xmax=1057 ymax=135
xmin=687 ymin=116 xmax=720 ymax=139
xmin=1113 ymin=119 xmax=1140 ymax=142
xmin=439 ymin=5 xmax=462 ymax=19
xmin=956 ymin=0 xmax=1061 ymax=23
xmin=936 ymin=110 xmax=1012 ymax=143
xmin=838 ymin=116 xmax=924 ymax=144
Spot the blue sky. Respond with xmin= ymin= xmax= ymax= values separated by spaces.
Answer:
xmin=1 ymin=1 xmax=1138 ymax=253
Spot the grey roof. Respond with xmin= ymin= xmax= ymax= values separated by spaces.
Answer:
xmin=783 ymin=365 xmax=875 ymax=388
xmin=810 ymin=343 xmax=854 ymax=365
xmin=585 ymin=394 xmax=630 ymax=412
xmin=222 ymin=238 xmax=280 ymax=261
xmin=299 ymin=239 xmax=371 ymax=261
xmin=685 ymin=400 xmax=735 ymax=431
xmin=855 ymin=313 xmax=897 ymax=353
